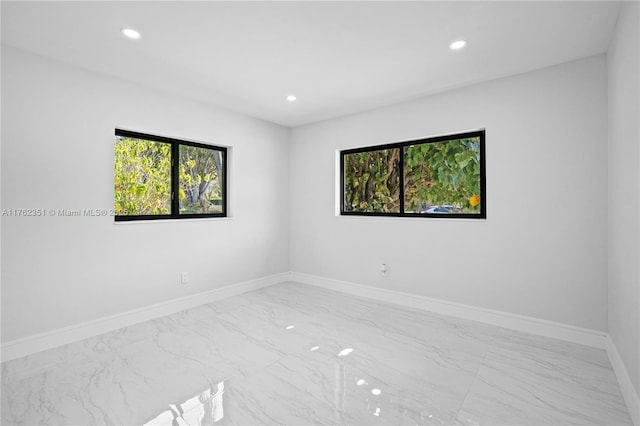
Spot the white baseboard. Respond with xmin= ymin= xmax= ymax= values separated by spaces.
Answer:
xmin=1 ymin=272 xmax=291 ymax=362
xmin=290 ymin=271 xmax=608 ymax=349
xmin=607 ymin=336 xmax=640 ymax=426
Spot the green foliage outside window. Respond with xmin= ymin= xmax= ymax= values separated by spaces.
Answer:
xmin=404 ymin=137 xmax=481 ymax=213
xmin=179 ymin=145 xmax=223 ymax=214
xmin=343 ymin=148 xmax=400 ymax=213
xmin=114 ymin=136 xmax=171 ymax=215
xmin=342 ymin=132 xmax=484 ymax=217
xmin=114 ymin=130 xmax=226 ymax=220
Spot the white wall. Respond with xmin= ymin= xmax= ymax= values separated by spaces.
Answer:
xmin=607 ymin=1 xmax=640 ymax=397
xmin=290 ymin=55 xmax=608 ymax=331
xmin=1 ymin=47 xmax=290 ymax=343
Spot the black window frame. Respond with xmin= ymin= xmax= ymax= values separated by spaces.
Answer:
xmin=340 ymin=129 xmax=486 ymax=219
xmin=114 ymin=129 xmax=227 ymax=222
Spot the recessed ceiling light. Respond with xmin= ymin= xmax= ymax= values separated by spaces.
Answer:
xmin=449 ymin=40 xmax=467 ymax=50
xmin=121 ymin=28 xmax=141 ymax=40
xmin=286 ymin=95 xmax=297 ymax=102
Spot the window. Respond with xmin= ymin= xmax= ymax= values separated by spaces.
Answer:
xmin=341 ymin=130 xmax=485 ymax=218
xmin=114 ymin=129 xmax=226 ymax=221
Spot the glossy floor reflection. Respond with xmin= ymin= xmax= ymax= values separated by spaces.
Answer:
xmin=1 ymin=282 xmax=632 ymax=425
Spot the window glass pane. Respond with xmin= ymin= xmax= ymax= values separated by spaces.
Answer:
xmin=404 ymin=137 xmax=481 ymax=214
xmin=343 ymin=148 xmax=400 ymax=213
xmin=114 ymin=136 xmax=171 ymax=215
xmin=179 ymin=145 xmax=224 ymax=214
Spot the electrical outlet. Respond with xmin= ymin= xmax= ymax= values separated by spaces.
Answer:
xmin=181 ymin=272 xmax=189 ymax=284
xmin=381 ymin=263 xmax=389 ymax=277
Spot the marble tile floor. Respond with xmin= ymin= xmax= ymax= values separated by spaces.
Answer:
xmin=1 ymin=282 xmax=633 ymax=426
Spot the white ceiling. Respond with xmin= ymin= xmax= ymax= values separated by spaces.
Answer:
xmin=1 ymin=1 xmax=621 ymax=127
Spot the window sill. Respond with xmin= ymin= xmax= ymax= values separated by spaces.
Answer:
xmin=113 ymin=216 xmax=233 ymax=225
xmin=334 ymin=214 xmax=486 ymax=223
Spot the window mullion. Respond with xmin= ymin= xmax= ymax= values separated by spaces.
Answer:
xmin=171 ymin=143 xmax=179 ymax=217
xmin=399 ymin=146 xmax=405 ymax=215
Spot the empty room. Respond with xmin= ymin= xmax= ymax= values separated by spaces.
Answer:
xmin=1 ymin=1 xmax=639 ymax=425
